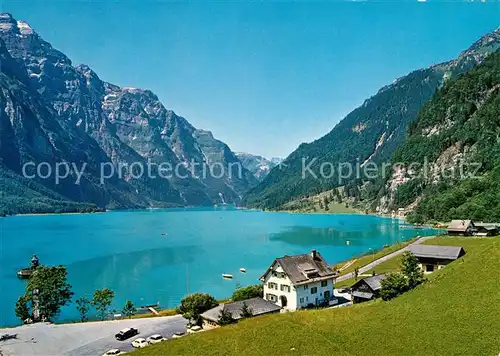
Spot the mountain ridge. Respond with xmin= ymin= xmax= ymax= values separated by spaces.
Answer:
xmin=0 ymin=12 xmax=255 ymax=214
xmin=244 ymin=27 xmax=500 ymax=210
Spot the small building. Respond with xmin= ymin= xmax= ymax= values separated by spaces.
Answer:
xmin=473 ymin=223 xmax=500 ymax=237
xmin=409 ymin=245 xmax=466 ymax=274
xmin=200 ymin=297 xmax=281 ymax=329
xmin=349 ymin=274 xmax=388 ymax=303
xmin=260 ymin=249 xmax=338 ymax=311
xmin=447 ymin=220 xmax=475 ymax=236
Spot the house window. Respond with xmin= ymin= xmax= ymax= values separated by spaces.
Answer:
xmin=268 ymin=282 xmax=278 ymax=290
xmin=299 ymin=297 xmax=304 ymax=303
xmin=303 ymin=284 xmax=309 ymax=290
xmin=266 ymin=293 xmax=278 ymax=302
xmin=426 ymin=264 xmax=435 ymax=272
xmin=321 ymin=280 xmax=328 ymax=287
xmin=306 ymin=296 xmax=309 ymax=302
xmin=311 ymin=287 xmax=318 ymax=294
xmin=280 ymin=284 xmax=290 ymax=293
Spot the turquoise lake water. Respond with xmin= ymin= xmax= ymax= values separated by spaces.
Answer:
xmin=0 ymin=208 xmax=437 ymax=326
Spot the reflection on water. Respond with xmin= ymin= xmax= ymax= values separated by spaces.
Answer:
xmin=270 ymin=226 xmax=368 ymax=246
xmin=270 ymin=223 xmax=415 ymax=247
xmin=68 ymin=245 xmax=202 ymax=293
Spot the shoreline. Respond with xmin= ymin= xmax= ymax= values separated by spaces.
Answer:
xmin=1 ymin=232 xmax=433 ymax=328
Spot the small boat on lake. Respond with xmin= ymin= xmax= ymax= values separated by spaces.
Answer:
xmin=222 ymin=274 xmax=233 ymax=279
xmin=17 ymin=268 xmax=33 ymax=279
xmin=16 ymin=254 xmax=40 ymax=279
xmin=239 ymin=268 xmax=246 ymax=273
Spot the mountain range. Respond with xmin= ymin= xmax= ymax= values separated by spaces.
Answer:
xmin=2 ymin=13 xmax=499 ymax=218
xmin=244 ymin=28 xmax=500 ymax=211
xmin=235 ymin=153 xmax=282 ymax=181
xmin=0 ymin=13 xmax=257 ymax=214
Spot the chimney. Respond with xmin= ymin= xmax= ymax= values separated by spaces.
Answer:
xmin=311 ymin=249 xmax=317 ymax=259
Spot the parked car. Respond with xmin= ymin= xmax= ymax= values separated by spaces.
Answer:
xmin=131 ymin=337 xmax=148 ymax=348
xmin=102 ymin=349 xmax=126 ymax=356
xmin=115 ymin=328 xmax=139 ymax=341
xmin=187 ymin=326 xmax=202 ymax=333
xmin=146 ymin=334 xmax=167 ymax=344
xmin=172 ymin=331 xmax=185 ymax=339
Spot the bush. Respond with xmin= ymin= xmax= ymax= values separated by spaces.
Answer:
xmin=177 ymin=293 xmax=218 ymax=326
xmin=15 ymin=295 xmax=30 ymax=322
xmin=231 ymin=284 xmax=263 ymax=301
xmin=380 ymin=273 xmax=409 ymax=301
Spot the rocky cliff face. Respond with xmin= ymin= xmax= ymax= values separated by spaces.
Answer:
xmin=0 ymin=13 xmax=254 ymax=213
xmin=245 ymin=28 xmax=500 ymax=210
xmin=377 ymin=50 xmax=500 ymax=222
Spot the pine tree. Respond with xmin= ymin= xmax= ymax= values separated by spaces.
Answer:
xmin=240 ymin=302 xmax=253 ymax=318
xmin=76 ymin=297 xmax=91 ymax=322
xmin=401 ymin=252 xmax=424 ymax=289
xmin=218 ymin=308 xmax=236 ymax=326
xmin=122 ymin=300 xmax=137 ymax=319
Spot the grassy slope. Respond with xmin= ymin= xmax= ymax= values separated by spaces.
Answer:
xmin=333 ymin=238 xmax=417 ymax=276
xmin=137 ymin=237 xmax=500 ymax=356
xmin=278 ymin=189 xmax=359 ymax=214
xmin=340 ymin=236 xmax=500 ymax=286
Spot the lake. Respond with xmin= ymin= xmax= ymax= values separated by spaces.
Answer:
xmin=0 ymin=208 xmax=437 ymax=326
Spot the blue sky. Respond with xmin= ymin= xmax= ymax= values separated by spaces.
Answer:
xmin=2 ymin=1 xmax=499 ymax=158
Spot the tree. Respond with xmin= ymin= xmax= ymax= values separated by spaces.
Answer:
xmin=92 ymin=288 xmax=115 ymax=321
xmin=76 ymin=297 xmax=91 ymax=322
xmin=240 ymin=302 xmax=253 ymax=318
xmin=25 ymin=265 xmax=73 ymax=321
xmin=218 ymin=309 xmax=236 ymax=326
xmin=380 ymin=273 xmax=409 ymax=301
xmin=401 ymin=251 xmax=424 ymax=289
xmin=122 ymin=300 xmax=137 ymax=319
xmin=231 ymin=284 xmax=263 ymax=301
xmin=323 ymin=196 xmax=329 ymax=211
xmin=176 ymin=293 xmax=218 ymax=326
xmin=15 ymin=295 xmax=30 ymax=323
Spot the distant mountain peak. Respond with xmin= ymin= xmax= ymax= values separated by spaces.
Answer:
xmin=0 ymin=13 xmax=35 ymax=36
xmin=235 ymin=152 xmax=280 ymax=181
xmin=16 ymin=20 xmax=34 ymax=35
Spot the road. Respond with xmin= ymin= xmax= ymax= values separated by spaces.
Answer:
xmin=336 ymin=235 xmax=434 ymax=283
xmin=0 ymin=315 xmax=187 ymax=356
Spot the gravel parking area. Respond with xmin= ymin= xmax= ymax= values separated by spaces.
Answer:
xmin=0 ymin=315 xmax=187 ymax=356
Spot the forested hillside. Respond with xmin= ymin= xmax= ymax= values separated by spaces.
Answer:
xmin=244 ymin=29 xmax=500 ymax=210
xmin=386 ymin=50 xmax=500 ymax=223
